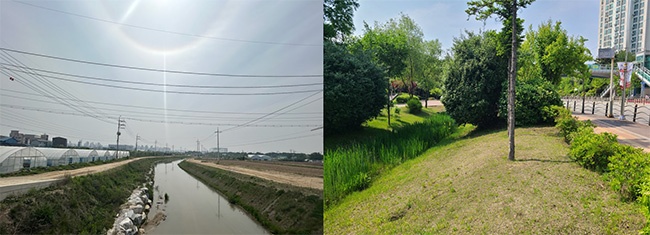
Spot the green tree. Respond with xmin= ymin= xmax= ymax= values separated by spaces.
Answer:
xmin=324 ymin=0 xmax=360 ymax=40
xmin=324 ymin=41 xmax=387 ymax=134
xmin=467 ymin=0 xmax=535 ymax=161
xmin=416 ymin=40 xmax=444 ymax=107
xmin=518 ymin=20 xmax=592 ymax=85
xmin=442 ymin=31 xmax=508 ymax=128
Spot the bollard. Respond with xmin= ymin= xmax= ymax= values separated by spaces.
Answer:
xmin=633 ymin=104 xmax=638 ymax=122
xmin=573 ymin=101 xmax=576 ymax=111
xmin=605 ymin=103 xmax=609 ymax=117
xmin=592 ymin=102 xmax=595 ymax=115
xmin=566 ymin=100 xmax=570 ymax=108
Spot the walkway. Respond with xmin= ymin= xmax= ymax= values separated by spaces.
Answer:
xmin=571 ymin=112 xmax=650 ymax=153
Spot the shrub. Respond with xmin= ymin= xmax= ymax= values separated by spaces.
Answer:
xmin=568 ymin=127 xmax=618 ymax=173
xmin=394 ymin=107 xmax=401 ymax=115
xmin=394 ymin=93 xmax=419 ymax=104
xmin=442 ymin=31 xmax=507 ymax=128
xmin=555 ymin=113 xmax=594 ymax=143
xmin=541 ymin=105 xmax=571 ymax=124
xmin=324 ymin=41 xmax=387 ymax=135
xmin=498 ymin=77 xmax=562 ymax=126
xmin=407 ymin=98 xmax=423 ymax=114
xmin=607 ymin=146 xmax=650 ymax=201
xmin=429 ymin=88 xmax=443 ymax=99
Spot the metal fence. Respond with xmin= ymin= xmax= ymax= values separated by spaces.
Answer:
xmin=563 ymin=96 xmax=650 ymax=126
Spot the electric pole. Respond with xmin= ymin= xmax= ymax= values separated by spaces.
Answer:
xmin=116 ymin=116 xmax=125 ymax=158
xmin=215 ymin=128 xmax=221 ymax=159
xmin=154 ymin=140 xmax=157 ymax=152
xmin=135 ymin=134 xmax=141 ymax=152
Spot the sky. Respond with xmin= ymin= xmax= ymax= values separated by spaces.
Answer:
xmin=353 ymin=0 xmax=599 ymax=57
xmin=0 ymin=0 xmax=323 ymax=154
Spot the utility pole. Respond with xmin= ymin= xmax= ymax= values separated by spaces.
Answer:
xmin=620 ymin=50 xmax=630 ymax=120
xmin=215 ymin=128 xmax=221 ymax=159
xmin=154 ymin=140 xmax=157 ymax=152
xmin=609 ymin=48 xmax=615 ymax=118
xmin=135 ymin=134 xmax=141 ymax=152
xmin=196 ymin=139 xmax=200 ymax=152
xmin=116 ymin=116 xmax=125 ymax=158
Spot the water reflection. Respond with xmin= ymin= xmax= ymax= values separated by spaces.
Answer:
xmin=148 ymin=160 xmax=268 ymax=234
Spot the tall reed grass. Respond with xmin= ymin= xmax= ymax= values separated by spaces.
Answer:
xmin=324 ymin=114 xmax=457 ymax=208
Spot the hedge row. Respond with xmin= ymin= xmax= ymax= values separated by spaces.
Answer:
xmin=551 ymin=105 xmax=650 ymax=233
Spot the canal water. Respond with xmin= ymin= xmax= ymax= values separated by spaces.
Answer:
xmin=147 ymin=160 xmax=268 ymax=234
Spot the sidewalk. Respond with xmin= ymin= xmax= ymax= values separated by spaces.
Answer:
xmin=572 ymin=112 xmax=650 ymax=153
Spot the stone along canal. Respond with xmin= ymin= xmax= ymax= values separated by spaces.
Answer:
xmin=146 ymin=160 xmax=268 ymax=234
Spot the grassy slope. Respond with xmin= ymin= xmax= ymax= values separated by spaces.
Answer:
xmin=325 ymin=106 xmax=445 ymax=149
xmin=324 ymin=127 xmax=645 ymax=234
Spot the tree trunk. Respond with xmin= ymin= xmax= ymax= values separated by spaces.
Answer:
xmin=507 ymin=1 xmax=518 ymax=161
xmin=387 ymin=85 xmax=391 ymax=127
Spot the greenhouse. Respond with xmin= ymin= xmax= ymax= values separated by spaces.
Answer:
xmin=116 ymin=151 xmax=130 ymax=158
xmin=102 ymin=150 xmax=114 ymax=161
xmin=0 ymin=146 xmax=48 ymax=174
xmin=34 ymin=148 xmax=80 ymax=166
xmin=76 ymin=149 xmax=99 ymax=162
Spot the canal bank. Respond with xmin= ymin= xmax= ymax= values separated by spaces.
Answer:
xmin=144 ymin=160 xmax=268 ymax=234
xmin=178 ymin=160 xmax=323 ymax=234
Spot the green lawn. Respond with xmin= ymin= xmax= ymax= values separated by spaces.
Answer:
xmin=325 ymin=106 xmax=445 ymax=150
xmin=324 ymin=126 xmax=645 ymax=234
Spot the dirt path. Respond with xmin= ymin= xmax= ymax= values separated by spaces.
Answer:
xmin=0 ymin=157 xmax=148 ymax=187
xmin=187 ymin=159 xmax=322 ymax=190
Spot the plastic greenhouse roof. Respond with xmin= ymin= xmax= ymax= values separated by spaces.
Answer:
xmin=0 ymin=146 xmax=45 ymax=163
xmin=33 ymin=147 xmax=79 ymax=160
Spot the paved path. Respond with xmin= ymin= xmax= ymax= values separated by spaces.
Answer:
xmin=572 ymin=112 xmax=650 ymax=153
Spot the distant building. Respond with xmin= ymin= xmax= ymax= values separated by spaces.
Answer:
xmin=108 ymin=144 xmax=134 ymax=151
xmin=210 ymin=147 xmax=228 ymax=153
xmin=52 ymin=137 xmax=67 ymax=147
xmin=0 ymin=137 xmax=19 ymax=146
xmin=247 ymin=154 xmax=271 ymax=161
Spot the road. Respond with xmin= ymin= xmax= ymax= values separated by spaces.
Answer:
xmin=0 ymin=157 xmax=148 ymax=200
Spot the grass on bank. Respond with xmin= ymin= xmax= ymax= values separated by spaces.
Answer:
xmin=324 ymin=126 xmax=645 ymax=234
xmin=0 ymin=157 xmax=181 ymax=234
xmin=325 ymin=106 xmax=464 ymax=208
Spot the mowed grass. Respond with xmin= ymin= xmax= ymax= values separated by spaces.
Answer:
xmin=324 ymin=126 xmax=645 ymax=234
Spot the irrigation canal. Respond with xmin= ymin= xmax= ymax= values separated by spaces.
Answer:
xmin=147 ymin=160 xmax=268 ymax=234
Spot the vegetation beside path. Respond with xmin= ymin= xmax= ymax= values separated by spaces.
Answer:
xmin=178 ymin=160 xmax=323 ymax=235
xmin=0 ymin=157 xmax=180 ymax=234
xmin=324 ymin=126 xmax=645 ymax=234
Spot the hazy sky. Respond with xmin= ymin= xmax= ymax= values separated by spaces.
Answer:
xmin=0 ymin=0 xmax=323 ymax=153
xmin=353 ymin=0 xmax=599 ymax=57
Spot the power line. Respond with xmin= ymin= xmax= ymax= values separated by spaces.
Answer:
xmin=2 ymin=67 xmax=322 ymax=95
xmin=227 ymin=133 xmax=321 ymax=148
xmin=1 ymin=93 xmax=322 ymax=121
xmin=0 ymin=47 xmax=322 ymax=78
xmin=1 ymin=104 xmax=321 ymax=127
xmin=0 ymin=63 xmax=322 ymax=89
xmin=0 ymin=88 xmax=322 ymax=116
xmin=12 ymin=0 xmax=322 ymax=47
xmin=221 ymin=91 xmax=322 ymax=133
xmin=0 ymin=51 xmax=114 ymax=125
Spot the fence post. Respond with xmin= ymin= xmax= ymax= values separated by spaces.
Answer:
xmin=633 ymin=104 xmax=638 ymax=122
xmin=592 ymin=102 xmax=595 ymax=115
xmin=566 ymin=100 xmax=569 ymax=109
xmin=573 ymin=101 xmax=576 ymax=111
xmin=605 ymin=103 xmax=609 ymax=117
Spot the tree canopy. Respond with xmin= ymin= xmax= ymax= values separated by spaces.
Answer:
xmin=442 ymin=31 xmax=508 ymax=128
xmin=518 ymin=20 xmax=592 ymax=85
xmin=324 ymin=0 xmax=360 ymax=40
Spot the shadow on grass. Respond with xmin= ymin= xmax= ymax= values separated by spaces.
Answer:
xmin=515 ymin=158 xmax=573 ymax=163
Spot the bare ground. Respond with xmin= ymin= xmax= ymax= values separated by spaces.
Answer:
xmin=187 ymin=159 xmax=323 ymax=190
